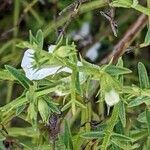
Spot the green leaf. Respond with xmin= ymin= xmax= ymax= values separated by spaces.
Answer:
xmin=0 ymin=94 xmax=27 ymax=114
xmin=7 ymin=127 xmax=39 ymax=138
xmin=35 ymin=86 xmax=59 ymax=97
xmin=27 ymin=102 xmax=37 ymax=128
xmin=101 ymin=104 xmax=120 ymax=150
xmin=130 ymin=129 xmax=148 ymax=141
xmin=146 ymin=108 xmax=150 ymax=124
xmin=26 ymin=85 xmax=36 ymax=102
xmin=33 ymin=145 xmax=52 ymax=150
xmin=16 ymin=41 xmax=31 ymax=49
xmin=146 ymin=108 xmax=150 ymax=133
xmin=61 ymin=101 xmax=72 ymax=112
xmin=45 ymin=97 xmax=61 ymax=114
xmin=55 ymin=46 xmax=75 ymax=58
xmin=80 ymin=58 xmax=101 ymax=77
xmin=119 ymin=101 xmax=126 ymax=127
xmin=105 ymin=65 xmax=132 ymax=76
xmin=112 ymin=133 xmax=133 ymax=142
xmin=137 ymin=111 xmax=147 ymax=123
xmin=38 ymin=98 xmax=50 ymax=123
xmin=128 ymin=96 xmax=150 ymax=107
xmin=36 ymin=29 xmax=44 ymax=49
xmin=75 ymin=100 xmax=86 ymax=109
xmin=144 ymin=27 xmax=150 ymax=45
xmin=111 ymin=138 xmax=128 ymax=150
xmin=138 ymin=62 xmax=150 ymax=89
xmin=29 ymin=30 xmax=37 ymax=45
xmin=75 ymin=72 xmax=82 ymax=95
xmin=16 ymin=104 xmax=26 ymax=115
xmin=5 ymin=65 xmax=32 ymax=89
xmin=116 ymin=58 xmax=124 ymax=84
xmin=63 ymin=120 xmax=73 ymax=150
xmin=111 ymin=138 xmax=139 ymax=150
xmin=0 ymin=86 xmax=59 ymax=116
xmin=80 ymin=131 xmax=103 ymax=139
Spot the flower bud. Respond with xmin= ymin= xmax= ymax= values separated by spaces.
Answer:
xmin=105 ymin=89 xmax=120 ymax=106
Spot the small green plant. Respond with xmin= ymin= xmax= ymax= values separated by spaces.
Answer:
xmin=0 ymin=29 xmax=149 ymax=149
xmin=0 ymin=0 xmax=150 ymax=150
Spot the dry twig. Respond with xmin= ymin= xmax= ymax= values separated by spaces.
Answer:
xmin=100 ymin=14 xmax=148 ymax=65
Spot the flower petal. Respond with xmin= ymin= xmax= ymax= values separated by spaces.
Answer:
xmin=21 ymin=48 xmax=73 ymax=80
xmin=21 ymin=47 xmax=86 ymax=81
xmin=21 ymin=49 xmax=34 ymax=68
xmin=105 ymin=89 xmax=120 ymax=106
xmin=27 ymin=66 xmax=62 ymax=80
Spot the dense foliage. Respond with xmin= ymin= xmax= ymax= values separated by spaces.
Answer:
xmin=0 ymin=0 xmax=150 ymax=150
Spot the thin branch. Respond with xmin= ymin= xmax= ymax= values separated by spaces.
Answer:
xmin=56 ymin=1 xmax=82 ymax=42
xmin=43 ymin=0 xmax=108 ymax=37
xmin=58 ymin=0 xmax=90 ymax=16
xmin=99 ymin=14 xmax=148 ymax=65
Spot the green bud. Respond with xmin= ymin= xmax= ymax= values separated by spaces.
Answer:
xmin=55 ymin=46 xmax=74 ymax=58
xmin=38 ymin=99 xmax=50 ymax=123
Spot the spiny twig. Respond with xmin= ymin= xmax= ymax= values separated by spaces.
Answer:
xmin=57 ymin=1 xmax=83 ymax=42
xmin=100 ymin=10 xmax=118 ymax=37
xmin=100 ymin=2 xmax=118 ymax=37
xmin=58 ymin=0 xmax=90 ymax=16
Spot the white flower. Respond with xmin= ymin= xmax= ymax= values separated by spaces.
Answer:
xmin=21 ymin=45 xmax=87 ymax=83
xmin=104 ymin=89 xmax=120 ymax=106
xmin=21 ymin=45 xmax=72 ymax=80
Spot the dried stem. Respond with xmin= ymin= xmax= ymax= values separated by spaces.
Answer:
xmin=100 ymin=14 xmax=148 ymax=65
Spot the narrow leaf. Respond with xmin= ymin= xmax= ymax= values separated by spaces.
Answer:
xmin=105 ymin=65 xmax=132 ymax=76
xmin=112 ymin=133 xmax=133 ymax=142
xmin=63 ymin=120 xmax=73 ymax=150
xmin=101 ymin=104 xmax=119 ymax=150
xmin=146 ymin=108 xmax=150 ymax=133
xmin=128 ymin=96 xmax=150 ymax=107
xmin=138 ymin=62 xmax=150 ymax=89
xmin=80 ymin=131 xmax=103 ymax=139
xmin=119 ymin=101 xmax=126 ymax=127
xmin=144 ymin=27 xmax=150 ymax=45
xmin=36 ymin=29 xmax=44 ymax=49
xmin=5 ymin=65 xmax=32 ymax=89
xmin=45 ymin=98 xmax=61 ymax=114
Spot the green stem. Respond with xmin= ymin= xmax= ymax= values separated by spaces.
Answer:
xmin=71 ymin=71 xmax=77 ymax=115
xmin=6 ymin=82 xmax=13 ymax=104
xmin=13 ymin=0 xmax=20 ymax=38
xmin=133 ymin=4 xmax=150 ymax=16
xmin=101 ymin=104 xmax=119 ymax=150
xmin=85 ymin=103 xmax=92 ymax=131
xmin=13 ymin=0 xmax=20 ymax=56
